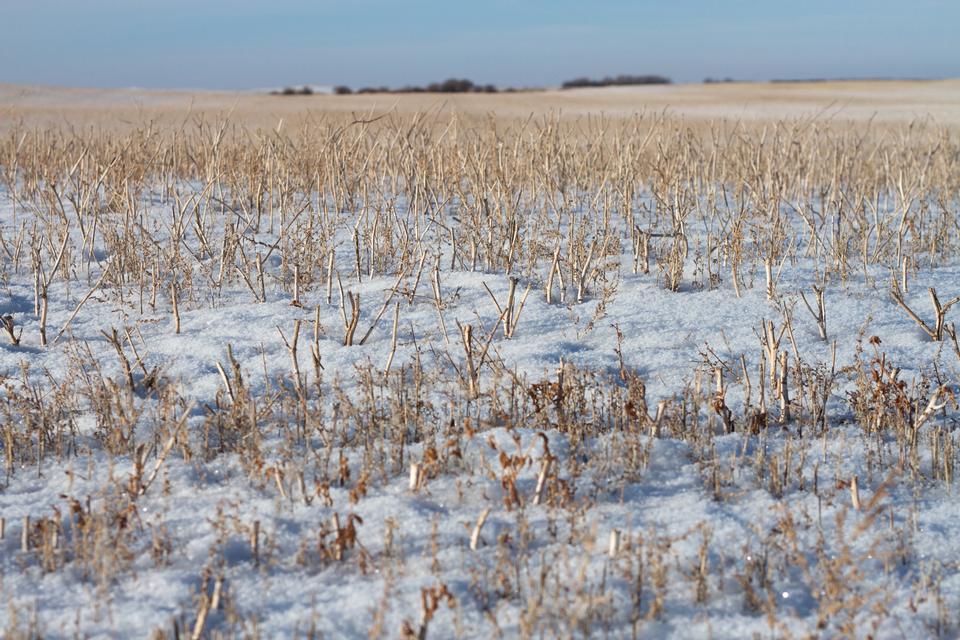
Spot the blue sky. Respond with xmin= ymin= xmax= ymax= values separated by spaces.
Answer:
xmin=2 ymin=0 xmax=958 ymax=89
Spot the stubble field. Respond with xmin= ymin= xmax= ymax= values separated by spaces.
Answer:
xmin=1 ymin=80 xmax=960 ymax=638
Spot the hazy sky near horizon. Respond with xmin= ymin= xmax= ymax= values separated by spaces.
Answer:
xmin=2 ymin=0 xmax=958 ymax=90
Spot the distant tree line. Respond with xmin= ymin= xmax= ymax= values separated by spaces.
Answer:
xmin=335 ymin=78 xmax=500 ymax=95
xmin=270 ymin=79 xmax=507 ymax=96
xmin=272 ymin=74 xmax=680 ymax=97
xmin=560 ymin=74 xmax=671 ymax=89
xmin=270 ymin=86 xmax=316 ymax=96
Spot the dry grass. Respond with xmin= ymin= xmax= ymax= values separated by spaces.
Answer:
xmin=1 ymin=82 xmax=959 ymax=636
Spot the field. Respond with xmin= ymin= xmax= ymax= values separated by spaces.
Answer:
xmin=5 ymin=79 xmax=960 ymax=129
xmin=2 ymin=80 xmax=960 ymax=638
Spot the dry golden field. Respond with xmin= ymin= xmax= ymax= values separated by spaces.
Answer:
xmin=3 ymin=79 xmax=960 ymax=132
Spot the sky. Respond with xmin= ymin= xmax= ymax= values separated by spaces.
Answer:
xmin=1 ymin=0 xmax=958 ymax=90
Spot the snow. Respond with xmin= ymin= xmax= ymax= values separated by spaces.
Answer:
xmin=0 ymin=183 xmax=958 ymax=639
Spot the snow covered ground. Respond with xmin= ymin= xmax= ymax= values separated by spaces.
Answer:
xmin=1 ymin=156 xmax=959 ymax=639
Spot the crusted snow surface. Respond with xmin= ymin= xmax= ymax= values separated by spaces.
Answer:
xmin=0 ymin=186 xmax=959 ymax=639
